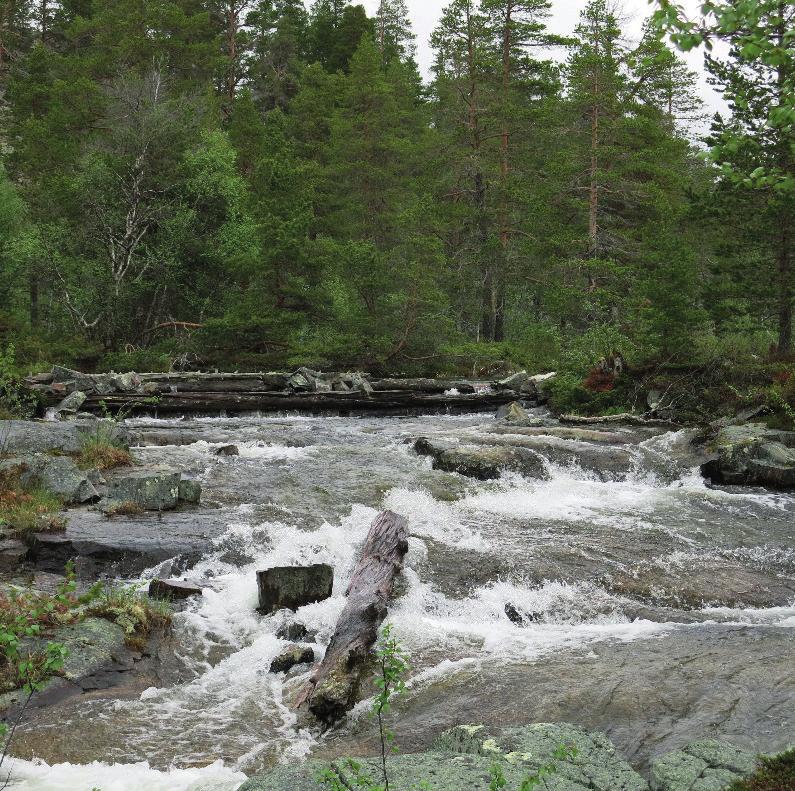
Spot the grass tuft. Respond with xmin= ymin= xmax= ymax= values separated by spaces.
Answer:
xmin=0 ymin=466 xmax=65 ymax=536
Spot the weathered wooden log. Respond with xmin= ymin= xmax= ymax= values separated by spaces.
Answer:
xmin=294 ymin=510 xmax=409 ymax=724
xmin=76 ymin=390 xmax=516 ymax=415
xmin=559 ymin=412 xmax=676 ymax=427
xmin=369 ymin=378 xmax=475 ymax=394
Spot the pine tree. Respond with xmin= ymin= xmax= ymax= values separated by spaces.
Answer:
xmin=654 ymin=0 xmax=795 ymax=353
xmin=375 ymin=0 xmax=415 ymax=67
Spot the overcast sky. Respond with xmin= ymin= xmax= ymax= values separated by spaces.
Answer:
xmin=353 ymin=0 xmax=727 ymax=119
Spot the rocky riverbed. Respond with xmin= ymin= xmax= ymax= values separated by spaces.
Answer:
xmin=0 ymin=407 xmax=793 ymax=790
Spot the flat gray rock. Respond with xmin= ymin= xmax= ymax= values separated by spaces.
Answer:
xmin=0 ymin=420 xmax=129 ymax=454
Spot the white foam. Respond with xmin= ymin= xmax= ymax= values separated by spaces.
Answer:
xmin=1 ymin=757 xmax=245 ymax=791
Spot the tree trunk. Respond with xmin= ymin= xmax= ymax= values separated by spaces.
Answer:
xmin=778 ymin=223 xmax=792 ymax=355
xmin=294 ymin=510 xmax=409 ymax=725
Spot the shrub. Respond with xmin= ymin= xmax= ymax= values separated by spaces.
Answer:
xmin=728 ymin=749 xmax=795 ymax=791
xmin=76 ymin=423 xmax=133 ymax=470
xmin=85 ymin=583 xmax=171 ymax=642
xmin=0 ymin=465 xmax=65 ymax=536
xmin=0 ymin=344 xmax=37 ymax=419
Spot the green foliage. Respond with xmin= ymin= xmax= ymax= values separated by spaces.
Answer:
xmin=84 ymin=582 xmax=172 ymax=639
xmin=0 ymin=464 xmax=65 ymax=536
xmin=0 ymin=345 xmax=37 ymax=419
xmin=727 ymin=749 xmax=795 ymax=791
xmin=76 ymin=425 xmax=134 ymax=471
xmin=0 ymin=0 xmax=789 ymax=381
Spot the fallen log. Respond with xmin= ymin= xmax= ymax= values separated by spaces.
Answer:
xmin=294 ymin=510 xmax=409 ymax=724
xmin=76 ymin=390 xmax=516 ymax=416
xmin=559 ymin=412 xmax=677 ymax=428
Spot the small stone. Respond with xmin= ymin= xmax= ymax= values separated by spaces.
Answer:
xmin=495 ymin=402 xmax=529 ymax=423
xmin=504 ymin=603 xmax=524 ymax=625
xmin=148 ymin=579 xmax=203 ymax=600
xmin=269 ymin=644 xmax=315 ymax=674
xmin=276 ymin=621 xmax=310 ymax=642
xmin=214 ymin=445 xmax=239 ymax=456
xmin=256 ymin=564 xmax=334 ymax=613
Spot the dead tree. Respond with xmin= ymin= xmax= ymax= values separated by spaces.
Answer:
xmin=294 ymin=510 xmax=409 ymax=724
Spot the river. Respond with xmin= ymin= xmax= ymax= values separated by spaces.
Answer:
xmin=6 ymin=412 xmax=795 ymax=790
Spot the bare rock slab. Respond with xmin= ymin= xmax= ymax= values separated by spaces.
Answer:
xmin=257 ymin=564 xmax=334 ymax=613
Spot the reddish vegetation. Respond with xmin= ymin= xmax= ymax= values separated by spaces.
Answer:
xmin=583 ymin=368 xmax=615 ymax=392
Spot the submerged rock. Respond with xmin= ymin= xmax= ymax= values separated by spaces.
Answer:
xmin=269 ymin=644 xmax=314 ymax=674
xmin=214 ymin=444 xmax=240 ymax=456
xmin=240 ymin=722 xmax=647 ymax=791
xmin=257 ymin=564 xmax=334 ymax=613
xmin=495 ymin=401 xmax=530 ymax=423
xmin=413 ymin=437 xmax=548 ymax=480
xmin=701 ymin=424 xmax=795 ymax=489
xmin=649 ymin=741 xmax=758 ymax=791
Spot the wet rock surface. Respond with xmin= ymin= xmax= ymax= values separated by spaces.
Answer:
xmin=317 ymin=626 xmax=795 ymax=773
xmin=28 ymin=509 xmax=228 ymax=577
xmin=0 ymin=419 xmax=129 ymax=454
xmin=269 ymin=644 xmax=314 ymax=674
xmin=257 ymin=564 xmax=334 ymax=613
xmin=702 ymin=424 xmax=795 ymax=489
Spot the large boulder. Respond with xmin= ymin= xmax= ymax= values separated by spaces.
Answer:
xmin=239 ymin=723 xmax=648 ymax=791
xmin=495 ymin=401 xmax=530 ymax=423
xmin=414 ymin=437 xmax=549 ymax=480
xmin=0 ymin=420 xmax=129 ymax=455
xmin=701 ymin=424 xmax=795 ymax=489
xmin=649 ymin=741 xmax=758 ymax=791
xmin=19 ymin=455 xmax=99 ymax=504
xmin=51 ymin=390 xmax=87 ymax=418
xmin=51 ymin=366 xmax=116 ymax=396
xmin=103 ymin=466 xmax=182 ymax=511
xmin=256 ymin=564 xmax=334 ymax=613
xmin=148 ymin=578 xmax=203 ymax=600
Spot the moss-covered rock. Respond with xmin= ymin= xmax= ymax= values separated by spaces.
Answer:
xmin=650 ymin=741 xmax=758 ymax=791
xmin=701 ymin=424 xmax=795 ymax=489
xmin=240 ymin=723 xmax=647 ymax=791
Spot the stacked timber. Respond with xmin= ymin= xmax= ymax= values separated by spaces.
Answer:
xmin=24 ymin=365 xmax=543 ymax=417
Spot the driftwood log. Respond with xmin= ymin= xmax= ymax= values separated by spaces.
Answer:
xmin=559 ymin=412 xmax=676 ymax=427
xmin=295 ymin=510 xmax=409 ymax=724
xmin=77 ymin=390 xmax=515 ymax=416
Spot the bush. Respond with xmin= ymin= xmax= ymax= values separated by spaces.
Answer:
xmin=0 ymin=465 xmax=65 ymax=536
xmin=76 ymin=424 xmax=134 ymax=470
xmin=0 ymin=344 xmax=37 ymax=419
xmin=728 ymin=749 xmax=795 ymax=791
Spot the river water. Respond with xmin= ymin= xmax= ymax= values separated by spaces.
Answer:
xmin=6 ymin=412 xmax=795 ymax=790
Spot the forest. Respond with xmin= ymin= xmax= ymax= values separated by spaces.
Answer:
xmin=0 ymin=0 xmax=793 ymax=401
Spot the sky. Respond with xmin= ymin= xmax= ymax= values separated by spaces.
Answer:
xmin=354 ymin=0 xmax=728 ymax=118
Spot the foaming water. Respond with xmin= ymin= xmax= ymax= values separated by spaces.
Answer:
xmin=9 ymin=413 xmax=795 ymax=788
xmin=2 ymin=758 xmax=245 ymax=791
